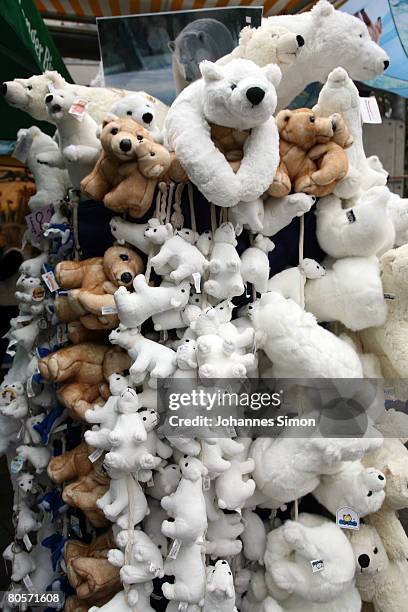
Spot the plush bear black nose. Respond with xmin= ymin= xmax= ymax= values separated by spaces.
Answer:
xmin=2 ymin=83 xmax=7 ymax=94
xmin=378 ymin=474 xmax=384 ymax=480
xmin=119 ymin=139 xmax=132 ymax=152
xmin=246 ymin=87 xmax=265 ymax=106
xmin=45 ymin=94 xmax=53 ymax=103
xmin=384 ymin=60 xmax=389 ymax=70
xmin=296 ymin=35 xmax=305 ymax=47
xmin=358 ymin=554 xmax=370 ymax=568
xmin=120 ymin=272 xmax=132 ymax=284
xmin=142 ymin=112 xmax=153 ymax=124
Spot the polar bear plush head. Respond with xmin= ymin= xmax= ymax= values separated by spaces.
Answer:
xmin=110 ymin=93 xmax=157 ymax=131
xmin=116 ymin=386 xmax=140 ymax=414
xmin=206 ymin=559 xmax=235 ymax=599
xmin=136 ymin=407 xmax=159 ymax=431
xmin=238 ymin=24 xmax=304 ymax=69
xmin=3 ymin=71 xmax=66 ymax=121
xmin=108 ymin=373 xmax=129 ymax=396
xmin=179 ymin=455 xmax=208 ymax=481
xmin=44 ymin=87 xmax=80 ymax=122
xmin=348 ymin=524 xmax=389 ymax=576
xmin=199 ymin=58 xmax=281 ymax=130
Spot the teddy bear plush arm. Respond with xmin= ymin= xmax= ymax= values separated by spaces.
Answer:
xmin=236 ymin=118 xmax=280 ymax=202
xmin=166 ymin=94 xmax=241 ymax=208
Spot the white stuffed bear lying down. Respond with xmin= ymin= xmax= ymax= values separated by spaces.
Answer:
xmin=2 ymin=70 xmax=168 ymax=126
xmin=165 ymin=58 xmax=281 ymax=208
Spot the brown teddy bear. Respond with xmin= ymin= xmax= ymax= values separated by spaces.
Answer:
xmin=47 ymin=441 xmax=93 ymax=484
xmin=268 ymin=108 xmax=352 ymax=198
xmin=62 ymin=459 xmax=110 ymax=528
xmin=81 ymin=116 xmax=186 ymax=218
xmin=38 ymin=343 xmax=131 ymax=420
xmin=65 ymin=530 xmax=121 ymax=604
xmin=55 ymin=245 xmax=144 ymax=331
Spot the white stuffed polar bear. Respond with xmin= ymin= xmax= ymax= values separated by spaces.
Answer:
xmin=203 ymin=560 xmax=236 ymax=612
xmin=315 ymin=188 xmax=395 ymax=258
xmin=313 ymin=67 xmax=387 ymax=198
xmin=165 ymin=58 xmax=281 ymax=208
xmin=97 ymin=468 xmax=149 ymax=529
xmin=108 ymin=528 xmax=164 ymax=584
xmin=16 ymin=445 xmax=51 ymax=474
xmin=205 ymin=509 xmax=244 ymax=558
xmin=2 ymin=543 xmax=36 ymax=582
xmin=162 ymin=541 xmax=206 ymax=605
xmin=267 ymin=259 xmax=325 ymax=307
xmin=109 ymin=92 xmax=163 ymax=142
xmin=251 ymin=434 xmax=382 ymax=505
xmin=252 ymin=292 xmax=364 ymax=378
xmin=204 ymin=223 xmax=244 ymax=300
xmin=266 ymin=0 xmax=389 ymax=109
xmin=217 ymin=24 xmax=304 ymax=71
xmin=241 ymin=235 xmax=275 ymax=294
xmin=44 ymin=88 xmax=101 ymax=189
xmin=2 ymin=70 xmax=168 ymax=126
xmin=313 ymin=461 xmax=386 ymax=517
xmin=16 ymin=127 xmax=71 ymax=210
xmin=304 ymin=256 xmax=387 ymax=331
xmin=264 ymin=515 xmax=361 ymax=611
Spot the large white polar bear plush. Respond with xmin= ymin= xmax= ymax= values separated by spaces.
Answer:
xmin=2 ymin=70 xmax=168 ymax=127
xmin=265 ymin=0 xmax=389 ymax=109
xmin=165 ymin=58 xmax=281 ymax=208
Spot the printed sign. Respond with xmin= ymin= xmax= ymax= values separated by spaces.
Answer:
xmin=26 ymin=204 xmax=54 ymax=242
xmin=359 ymin=96 xmax=382 ymax=124
xmin=336 ymin=507 xmax=360 ymax=530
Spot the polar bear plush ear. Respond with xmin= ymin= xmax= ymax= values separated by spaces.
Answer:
xmin=263 ymin=64 xmax=282 ymax=88
xmin=45 ymin=70 xmax=66 ymax=89
xmin=200 ymin=61 xmax=224 ymax=83
xmin=239 ymin=26 xmax=255 ymax=50
xmin=311 ymin=0 xmax=335 ymax=18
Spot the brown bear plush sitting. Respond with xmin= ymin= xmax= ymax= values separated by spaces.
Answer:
xmin=268 ymin=108 xmax=352 ymax=198
xmin=38 ymin=342 xmax=131 ymax=420
xmin=81 ymin=116 xmax=186 ymax=218
xmin=54 ymin=245 xmax=143 ymax=331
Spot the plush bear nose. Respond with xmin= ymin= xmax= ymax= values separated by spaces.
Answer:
xmin=296 ymin=35 xmax=305 ymax=47
xmin=142 ymin=112 xmax=153 ymax=124
xmin=358 ymin=554 xmax=370 ymax=568
xmin=119 ymin=138 xmax=132 ymax=152
xmin=2 ymin=83 xmax=7 ymax=94
xmin=246 ymin=87 xmax=265 ymax=105
xmin=384 ymin=60 xmax=389 ymax=70
xmin=120 ymin=272 xmax=132 ymax=284
xmin=378 ymin=474 xmax=384 ymax=480
xmin=45 ymin=94 xmax=53 ymax=103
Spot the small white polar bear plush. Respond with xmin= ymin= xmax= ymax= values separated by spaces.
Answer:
xmin=14 ymin=501 xmax=41 ymax=539
xmin=241 ymin=235 xmax=275 ymax=294
xmin=44 ymin=87 xmax=101 ymax=189
xmin=108 ymin=528 xmax=164 ymax=584
xmin=114 ymin=275 xmax=190 ymax=329
xmin=162 ymin=541 xmax=206 ymax=605
xmin=147 ymin=464 xmax=181 ymax=500
xmin=201 ymin=436 xmax=245 ymax=479
xmin=97 ymin=467 xmax=149 ymax=529
xmin=304 ymin=256 xmax=387 ymax=332
xmin=205 ymin=509 xmax=244 ymax=559
xmin=149 ymin=226 xmax=208 ymax=285
xmin=16 ymin=472 xmax=37 ymax=496
xmin=241 ymin=508 xmax=267 ymax=564
xmin=313 ymin=67 xmax=387 ymax=199
xmin=315 ymin=189 xmax=395 ymax=258
xmin=215 ymin=438 xmax=256 ymax=511
xmin=16 ymin=445 xmax=51 ymax=474
xmin=19 ymin=253 xmax=48 ymax=279
xmin=109 ymin=92 xmax=163 ymax=142
xmin=267 ymin=1 xmax=389 ymax=110
xmin=313 ymin=461 xmax=386 ymax=517
xmin=110 ymin=217 xmax=162 ymax=255
xmin=109 ymin=326 xmax=177 ymax=386
xmin=348 ymin=524 xmax=407 ymax=612
xmin=15 ymin=277 xmax=46 ymax=316
xmin=203 ymin=560 xmax=237 ymax=612
xmin=252 ymin=292 xmax=364 ymax=377
xmin=3 ymin=542 xmax=36 ymax=582
xmin=217 ymin=24 xmax=304 ymax=72
xmin=161 ymin=456 xmax=208 ymax=543
xmin=16 ymin=127 xmax=71 ymax=210
xmin=251 ymin=434 xmax=382 ymax=506
xmin=165 ymin=58 xmax=281 ymax=208
xmin=84 ymin=373 xmax=130 ymax=450
xmin=267 ymin=259 xmax=325 ymax=307
xmin=9 ymin=319 xmax=42 ymax=353
xmin=264 ymin=515 xmax=360 ymax=611
xmin=0 ymin=382 xmax=28 ymax=419
xmin=204 ymin=223 xmax=244 ymax=300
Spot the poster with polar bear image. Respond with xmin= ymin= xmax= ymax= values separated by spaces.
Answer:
xmin=97 ymin=7 xmax=262 ymax=105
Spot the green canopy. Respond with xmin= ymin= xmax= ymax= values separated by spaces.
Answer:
xmin=0 ymin=0 xmax=71 ymax=142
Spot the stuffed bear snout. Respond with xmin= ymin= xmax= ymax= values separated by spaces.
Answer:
xmin=246 ymin=87 xmax=265 ymax=106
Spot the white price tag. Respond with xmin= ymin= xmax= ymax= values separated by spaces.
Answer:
xmin=167 ymin=538 xmax=181 ymax=559
xmin=23 ymin=534 xmax=32 ymax=551
xmin=359 ymin=96 xmax=382 ymax=124
xmin=23 ymin=574 xmax=34 ymax=591
xmin=13 ymin=132 xmax=33 ymax=163
xmin=192 ymin=272 xmax=201 ymax=293
xmin=101 ymin=305 xmax=118 ymax=315
xmin=310 ymin=559 xmax=324 ymax=573
xmin=10 ymin=456 xmax=24 ymax=474
xmin=336 ymin=507 xmax=360 ymax=530
xmin=88 ymin=449 xmax=103 ymax=463
xmin=69 ymin=98 xmax=89 ymax=121
xmin=202 ymin=475 xmax=211 ymax=491
xmin=42 ymin=270 xmax=59 ymax=292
